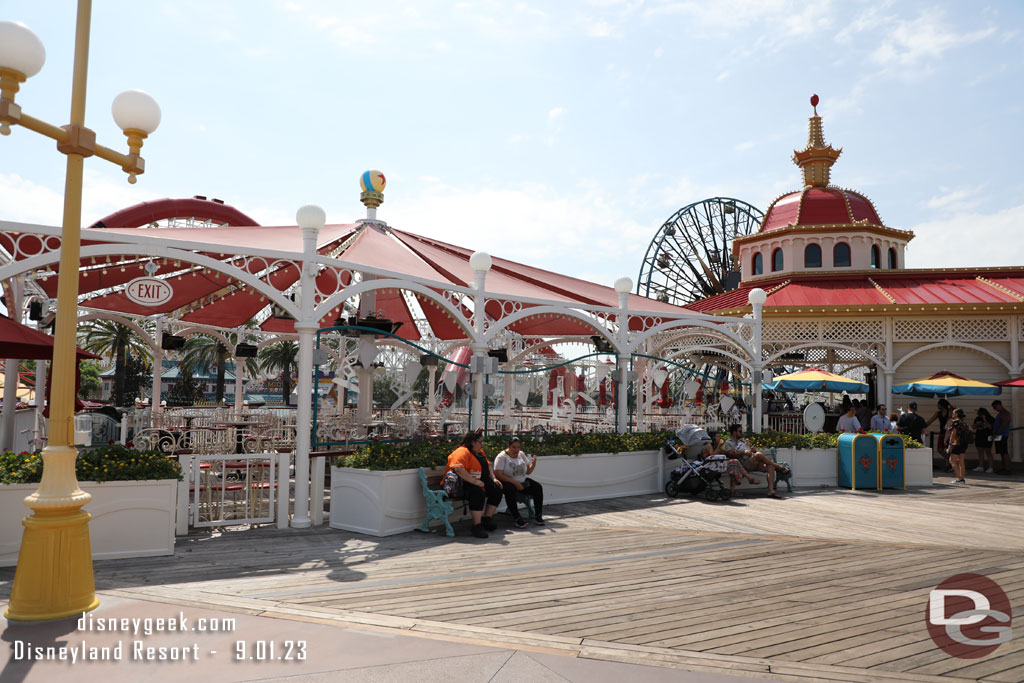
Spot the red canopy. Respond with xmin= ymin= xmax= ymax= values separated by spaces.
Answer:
xmin=994 ymin=377 xmax=1024 ymax=387
xmin=0 ymin=316 xmax=97 ymax=360
xmin=0 ymin=197 xmax=694 ymax=341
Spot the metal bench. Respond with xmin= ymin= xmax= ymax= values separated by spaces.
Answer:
xmin=417 ymin=467 xmax=534 ymax=536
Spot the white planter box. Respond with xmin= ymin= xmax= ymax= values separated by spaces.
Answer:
xmin=0 ymin=479 xmax=177 ymax=567
xmin=330 ymin=450 xmax=664 ymax=537
xmin=905 ymin=448 xmax=934 ymax=487
xmin=329 ymin=466 xmax=435 ymax=537
xmin=531 ymin=451 xmax=663 ymax=504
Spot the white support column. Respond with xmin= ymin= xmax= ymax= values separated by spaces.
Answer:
xmin=150 ymin=317 xmax=163 ymax=425
xmin=503 ymin=365 xmax=513 ymax=416
xmin=292 ymin=327 xmax=317 ymax=528
xmin=1 ymin=358 xmax=19 ymax=452
xmin=748 ymin=288 xmax=767 ymax=434
xmin=34 ymin=357 xmax=48 ymax=427
xmin=469 ymin=252 xmax=492 ymax=432
xmin=616 ymin=355 xmax=630 ymax=434
xmin=291 ymin=204 xmax=325 ymax=529
xmin=613 ymin=276 xmax=633 ymax=434
xmin=1 ymin=278 xmax=24 ymax=451
xmin=883 ymin=316 xmax=895 ymax=412
xmin=233 ymin=353 xmax=245 ymax=419
xmin=1011 ymin=315 xmax=1020 ymax=463
xmin=427 ymin=364 xmax=437 ymax=414
xmin=356 ymin=276 xmax=376 ymax=432
xmin=470 ymin=346 xmax=486 ymax=431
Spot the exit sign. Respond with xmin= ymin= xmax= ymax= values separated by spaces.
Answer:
xmin=125 ymin=277 xmax=174 ymax=306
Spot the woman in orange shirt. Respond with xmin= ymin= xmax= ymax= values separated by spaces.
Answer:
xmin=445 ymin=429 xmax=504 ymax=538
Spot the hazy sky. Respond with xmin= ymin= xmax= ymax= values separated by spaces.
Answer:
xmin=2 ymin=0 xmax=1022 ymax=289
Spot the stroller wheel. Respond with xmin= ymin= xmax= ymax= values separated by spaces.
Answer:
xmin=704 ymin=488 xmax=719 ymax=502
xmin=718 ymin=488 xmax=732 ymax=501
xmin=664 ymin=480 xmax=680 ymax=498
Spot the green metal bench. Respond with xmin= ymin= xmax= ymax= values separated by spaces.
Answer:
xmin=417 ymin=467 xmax=534 ymax=536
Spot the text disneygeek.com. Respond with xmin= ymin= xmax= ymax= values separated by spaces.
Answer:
xmin=11 ymin=611 xmax=307 ymax=663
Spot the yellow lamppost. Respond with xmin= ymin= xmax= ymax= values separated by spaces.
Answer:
xmin=0 ymin=2 xmax=160 ymax=621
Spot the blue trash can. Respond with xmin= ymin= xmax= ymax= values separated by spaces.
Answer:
xmin=878 ymin=434 xmax=906 ymax=489
xmin=837 ymin=433 xmax=880 ymax=490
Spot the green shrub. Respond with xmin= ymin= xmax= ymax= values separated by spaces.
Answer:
xmin=335 ymin=429 xmax=923 ymax=471
xmin=744 ymin=430 xmax=922 ymax=451
xmin=339 ymin=431 xmax=674 ymax=471
xmin=0 ymin=444 xmax=182 ymax=485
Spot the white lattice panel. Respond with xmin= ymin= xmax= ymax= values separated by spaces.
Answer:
xmin=821 ymin=320 xmax=883 ymax=341
xmin=951 ymin=318 xmax=1008 ymax=341
xmin=893 ymin=319 xmax=948 ymax=341
xmin=764 ymin=320 xmax=819 ymax=342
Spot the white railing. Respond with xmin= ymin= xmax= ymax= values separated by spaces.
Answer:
xmin=176 ymin=452 xmax=289 ymax=530
xmin=767 ymin=414 xmax=808 ymax=434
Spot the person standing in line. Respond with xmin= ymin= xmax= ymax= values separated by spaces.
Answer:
xmin=947 ymin=408 xmax=971 ymax=484
xmin=837 ymin=405 xmax=861 ymax=433
xmin=493 ymin=436 xmax=545 ymax=528
xmin=855 ymin=399 xmax=871 ymax=430
xmin=869 ymin=403 xmax=890 ymax=432
xmin=991 ymin=400 xmax=1013 ymax=475
xmin=972 ymin=408 xmax=995 ymax=473
xmin=897 ymin=401 xmax=927 ymax=444
xmin=926 ymin=399 xmax=953 ymax=467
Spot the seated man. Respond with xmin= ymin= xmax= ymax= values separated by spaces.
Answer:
xmin=493 ymin=436 xmax=544 ymax=528
xmin=723 ymin=423 xmax=788 ymax=499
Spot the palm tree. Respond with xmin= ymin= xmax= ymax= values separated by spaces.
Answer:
xmin=258 ymin=341 xmax=299 ymax=405
xmin=180 ymin=334 xmax=230 ymax=403
xmin=78 ymin=319 xmax=153 ymax=406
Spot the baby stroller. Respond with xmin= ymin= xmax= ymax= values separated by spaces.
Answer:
xmin=664 ymin=426 xmax=731 ymax=502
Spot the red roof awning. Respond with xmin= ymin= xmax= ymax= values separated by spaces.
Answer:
xmin=0 ymin=316 xmax=98 ymax=360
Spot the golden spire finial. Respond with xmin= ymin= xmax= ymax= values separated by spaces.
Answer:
xmin=792 ymin=94 xmax=842 ymax=188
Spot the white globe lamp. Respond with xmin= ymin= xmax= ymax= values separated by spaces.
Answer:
xmin=469 ymin=251 xmax=492 ymax=272
xmin=296 ymin=204 xmax=326 ymax=231
xmin=0 ymin=21 xmax=46 ymax=78
xmin=613 ymin=277 xmax=633 ymax=294
xmin=111 ymin=89 xmax=161 ymax=135
xmin=748 ymin=288 xmax=767 ymax=306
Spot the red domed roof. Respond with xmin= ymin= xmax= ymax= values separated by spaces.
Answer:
xmin=760 ymin=187 xmax=882 ymax=232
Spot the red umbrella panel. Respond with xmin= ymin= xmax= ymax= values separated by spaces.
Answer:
xmin=575 ymin=373 xmax=586 ymax=405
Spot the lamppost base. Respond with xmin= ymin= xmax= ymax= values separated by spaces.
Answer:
xmin=5 ymin=508 xmax=99 ymax=621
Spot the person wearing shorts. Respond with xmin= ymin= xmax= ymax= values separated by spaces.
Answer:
xmin=723 ymin=424 xmax=789 ymax=498
xmin=991 ymin=400 xmax=1013 ymax=475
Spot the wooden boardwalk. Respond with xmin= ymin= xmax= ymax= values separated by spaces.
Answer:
xmin=3 ymin=474 xmax=1023 ymax=681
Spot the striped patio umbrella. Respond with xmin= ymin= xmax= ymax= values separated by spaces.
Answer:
xmin=892 ymin=371 xmax=1001 ymax=398
xmin=994 ymin=376 xmax=1024 ymax=387
xmin=764 ymin=367 xmax=869 ymax=393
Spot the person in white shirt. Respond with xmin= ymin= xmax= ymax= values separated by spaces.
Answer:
xmin=869 ymin=404 xmax=890 ymax=432
xmin=723 ymin=424 xmax=789 ymax=498
xmin=493 ymin=437 xmax=544 ymax=528
xmin=837 ymin=407 xmax=861 ymax=433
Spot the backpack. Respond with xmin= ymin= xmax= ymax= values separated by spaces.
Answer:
xmin=442 ymin=470 xmax=464 ymax=499
xmin=949 ymin=420 xmax=970 ymax=454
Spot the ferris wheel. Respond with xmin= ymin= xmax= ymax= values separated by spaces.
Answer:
xmin=637 ymin=197 xmax=765 ymax=305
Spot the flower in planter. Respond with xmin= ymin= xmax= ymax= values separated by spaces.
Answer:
xmin=0 ymin=446 xmax=182 ymax=484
